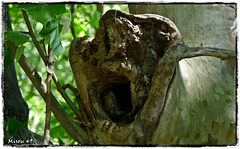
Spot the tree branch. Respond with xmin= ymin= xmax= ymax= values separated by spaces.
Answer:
xmin=181 ymin=45 xmax=236 ymax=60
xmin=21 ymin=9 xmax=84 ymax=123
xmin=96 ymin=4 xmax=103 ymax=15
xmin=5 ymin=40 xmax=89 ymax=144
xmin=52 ymin=73 xmax=84 ymax=122
xmin=43 ymin=46 xmax=54 ymax=145
xmin=62 ymin=84 xmax=94 ymax=144
xmin=40 ymin=38 xmax=47 ymax=56
xmin=43 ymin=73 xmax=52 ymax=145
xmin=21 ymin=10 xmax=47 ymax=64
xmin=70 ymin=4 xmax=77 ymax=39
xmin=62 ymin=84 xmax=79 ymax=97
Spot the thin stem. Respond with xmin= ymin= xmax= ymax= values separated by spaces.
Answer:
xmin=77 ymin=96 xmax=94 ymax=145
xmin=53 ymin=73 xmax=84 ymax=122
xmin=70 ymin=4 xmax=77 ymax=39
xmin=41 ymin=38 xmax=47 ymax=56
xmin=62 ymin=84 xmax=79 ymax=96
xmin=43 ymin=72 xmax=52 ymax=145
xmin=62 ymin=84 xmax=94 ymax=145
xmin=62 ymin=84 xmax=92 ymax=127
xmin=21 ymin=9 xmax=47 ymax=64
xmin=96 ymin=4 xmax=103 ymax=15
xmin=43 ymin=47 xmax=54 ymax=145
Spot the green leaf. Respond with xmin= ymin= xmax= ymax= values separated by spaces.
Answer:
xmin=50 ymin=28 xmax=64 ymax=55
xmin=4 ymin=43 xmax=14 ymax=71
xmin=15 ymin=46 xmax=25 ymax=62
xmin=40 ymin=19 xmax=58 ymax=37
xmin=17 ymin=4 xmax=67 ymax=26
xmin=4 ymin=116 xmax=27 ymax=137
xmin=4 ymin=30 xmax=30 ymax=46
xmin=60 ymin=15 xmax=70 ymax=35
xmin=40 ymin=19 xmax=64 ymax=55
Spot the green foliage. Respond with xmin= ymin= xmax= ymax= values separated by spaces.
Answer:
xmin=4 ymin=30 xmax=30 ymax=46
xmin=60 ymin=15 xmax=71 ymax=35
xmin=39 ymin=19 xmax=58 ymax=36
xmin=4 ymin=116 xmax=27 ymax=138
xmin=15 ymin=45 xmax=25 ymax=62
xmin=40 ymin=18 xmax=64 ymax=55
xmin=18 ymin=4 xmax=68 ymax=55
xmin=17 ymin=4 xmax=66 ymax=26
xmin=7 ymin=3 xmax=129 ymax=145
xmin=4 ymin=30 xmax=28 ymax=69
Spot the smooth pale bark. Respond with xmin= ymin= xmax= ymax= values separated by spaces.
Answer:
xmin=129 ymin=4 xmax=236 ymax=145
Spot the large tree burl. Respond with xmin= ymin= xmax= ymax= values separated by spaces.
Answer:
xmin=69 ymin=10 xmax=235 ymax=145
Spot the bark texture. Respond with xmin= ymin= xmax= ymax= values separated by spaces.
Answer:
xmin=69 ymin=8 xmax=236 ymax=145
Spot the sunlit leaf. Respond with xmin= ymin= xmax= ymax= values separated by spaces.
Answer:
xmin=60 ymin=15 xmax=71 ymax=35
xmin=15 ymin=46 xmax=25 ymax=62
xmin=17 ymin=4 xmax=67 ymax=26
xmin=4 ymin=30 xmax=30 ymax=46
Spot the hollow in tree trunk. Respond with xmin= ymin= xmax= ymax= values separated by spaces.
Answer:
xmin=69 ymin=9 xmax=236 ymax=145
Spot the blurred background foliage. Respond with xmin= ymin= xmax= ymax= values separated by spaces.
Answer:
xmin=8 ymin=4 xmax=129 ymax=145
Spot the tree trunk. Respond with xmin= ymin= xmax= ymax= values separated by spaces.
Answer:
xmin=3 ymin=4 xmax=46 ymax=145
xmin=69 ymin=7 xmax=236 ymax=145
xmin=129 ymin=4 xmax=236 ymax=145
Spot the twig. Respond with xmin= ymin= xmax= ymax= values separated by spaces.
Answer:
xmin=181 ymin=45 xmax=236 ymax=60
xmin=62 ymin=84 xmax=79 ymax=96
xmin=21 ymin=10 xmax=47 ymax=64
xmin=40 ymin=38 xmax=47 ymax=56
xmin=62 ymin=84 xmax=87 ymax=125
xmin=77 ymin=97 xmax=94 ymax=145
xmin=52 ymin=74 xmax=84 ymax=122
xmin=70 ymin=4 xmax=77 ymax=39
xmin=43 ymin=75 xmax=52 ymax=145
xmin=62 ymin=84 xmax=86 ymax=125
xmin=21 ymin=9 xmax=84 ymax=123
xmin=6 ymin=39 xmax=89 ymax=144
xmin=43 ymin=45 xmax=54 ymax=145
xmin=62 ymin=84 xmax=94 ymax=145
xmin=96 ymin=4 xmax=103 ymax=15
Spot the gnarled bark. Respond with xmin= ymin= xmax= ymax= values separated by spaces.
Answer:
xmin=69 ymin=10 xmax=236 ymax=145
